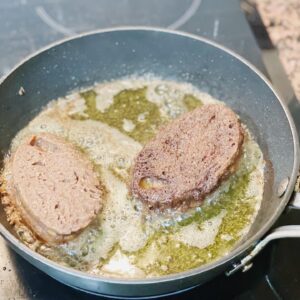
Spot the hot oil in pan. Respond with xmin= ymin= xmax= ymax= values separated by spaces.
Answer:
xmin=1 ymin=78 xmax=264 ymax=278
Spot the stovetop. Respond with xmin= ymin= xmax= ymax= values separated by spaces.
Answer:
xmin=0 ymin=0 xmax=300 ymax=299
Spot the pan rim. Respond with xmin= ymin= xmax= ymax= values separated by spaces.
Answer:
xmin=0 ymin=26 xmax=299 ymax=286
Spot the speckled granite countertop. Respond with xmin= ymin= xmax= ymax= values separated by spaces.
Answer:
xmin=255 ymin=0 xmax=300 ymax=100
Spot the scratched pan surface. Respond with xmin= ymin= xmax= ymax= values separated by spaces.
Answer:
xmin=0 ymin=28 xmax=298 ymax=298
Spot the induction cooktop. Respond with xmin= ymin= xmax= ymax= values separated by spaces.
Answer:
xmin=0 ymin=0 xmax=299 ymax=299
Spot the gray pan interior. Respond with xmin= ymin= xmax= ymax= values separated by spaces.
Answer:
xmin=0 ymin=28 xmax=298 ymax=298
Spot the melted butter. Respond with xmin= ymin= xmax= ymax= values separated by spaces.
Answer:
xmin=139 ymin=177 xmax=167 ymax=189
xmin=102 ymin=250 xmax=145 ymax=278
xmin=173 ymin=211 xmax=226 ymax=249
xmin=131 ymin=169 xmax=255 ymax=275
xmin=75 ymin=88 xmax=166 ymax=144
xmin=183 ymin=94 xmax=203 ymax=111
xmin=2 ymin=78 xmax=265 ymax=279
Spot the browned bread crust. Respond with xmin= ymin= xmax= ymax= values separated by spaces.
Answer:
xmin=130 ymin=104 xmax=244 ymax=210
xmin=1 ymin=133 xmax=104 ymax=244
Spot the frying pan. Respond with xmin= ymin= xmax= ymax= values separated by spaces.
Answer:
xmin=0 ymin=27 xmax=299 ymax=298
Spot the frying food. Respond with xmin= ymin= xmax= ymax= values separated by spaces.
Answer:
xmin=1 ymin=133 xmax=104 ymax=244
xmin=0 ymin=78 xmax=264 ymax=278
xmin=131 ymin=104 xmax=244 ymax=210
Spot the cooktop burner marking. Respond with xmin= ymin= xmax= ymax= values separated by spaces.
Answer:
xmin=168 ymin=0 xmax=202 ymax=29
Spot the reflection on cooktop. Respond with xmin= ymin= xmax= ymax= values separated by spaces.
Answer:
xmin=0 ymin=0 xmax=265 ymax=76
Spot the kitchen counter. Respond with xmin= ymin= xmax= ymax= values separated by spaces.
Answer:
xmin=255 ymin=0 xmax=300 ymax=100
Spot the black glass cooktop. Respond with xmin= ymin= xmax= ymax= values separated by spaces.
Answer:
xmin=0 ymin=0 xmax=299 ymax=299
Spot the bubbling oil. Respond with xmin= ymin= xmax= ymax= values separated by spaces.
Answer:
xmin=3 ymin=78 xmax=264 ymax=278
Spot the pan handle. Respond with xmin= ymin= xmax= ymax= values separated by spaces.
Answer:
xmin=226 ymin=180 xmax=300 ymax=276
xmin=226 ymin=224 xmax=300 ymax=276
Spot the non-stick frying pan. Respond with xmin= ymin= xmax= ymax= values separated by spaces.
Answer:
xmin=0 ymin=28 xmax=299 ymax=298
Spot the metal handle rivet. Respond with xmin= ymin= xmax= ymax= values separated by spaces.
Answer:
xmin=242 ymin=263 xmax=253 ymax=272
xmin=278 ymin=177 xmax=289 ymax=198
